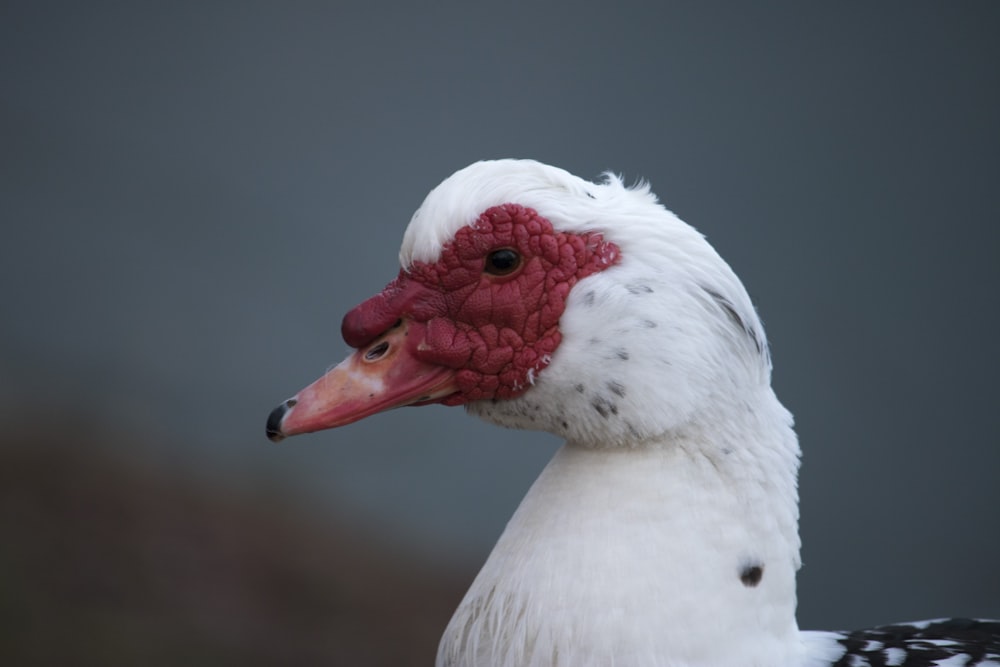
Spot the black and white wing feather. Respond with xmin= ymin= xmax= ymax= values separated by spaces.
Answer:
xmin=830 ymin=618 xmax=1000 ymax=667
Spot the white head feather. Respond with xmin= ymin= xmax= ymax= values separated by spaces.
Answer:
xmin=401 ymin=159 xmax=774 ymax=448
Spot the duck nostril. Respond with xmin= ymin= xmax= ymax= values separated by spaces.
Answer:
xmin=365 ymin=341 xmax=390 ymax=361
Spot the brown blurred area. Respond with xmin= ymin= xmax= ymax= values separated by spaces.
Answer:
xmin=0 ymin=417 xmax=469 ymax=666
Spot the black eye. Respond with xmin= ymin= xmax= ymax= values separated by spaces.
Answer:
xmin=484 ymin=248 xmax=521 ymax=276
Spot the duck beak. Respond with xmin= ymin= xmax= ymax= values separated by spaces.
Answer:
xmin=266 ymin=319 xmax=458 ymax=441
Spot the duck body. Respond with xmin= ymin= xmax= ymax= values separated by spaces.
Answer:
xmin=267 ymin=160 xmax=1000 ymax=667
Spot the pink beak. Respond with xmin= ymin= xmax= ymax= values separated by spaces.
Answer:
xmin=266 ymin=319 xmax=458 ymax=441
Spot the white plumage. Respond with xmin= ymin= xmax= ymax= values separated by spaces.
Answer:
xmin=268 ymin=159 xmax=999 ymax=667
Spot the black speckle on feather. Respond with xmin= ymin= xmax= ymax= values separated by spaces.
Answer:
xmin=701 ymin=286 xmax=765 ymax=357
xmin=591 ymin=396 xmax=618 ymax=419
xmin=607 ymin=381 xmax=626 ymax=398
xmin=739 ymin=564 xmax=763 ymax=587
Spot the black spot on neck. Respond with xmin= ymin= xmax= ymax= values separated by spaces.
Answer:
xmin=740 ymin=564 xmax=764 ymax=587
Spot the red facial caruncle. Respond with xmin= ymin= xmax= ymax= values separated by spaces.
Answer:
xmin=267 ymin=203 xmax=620 ymax=440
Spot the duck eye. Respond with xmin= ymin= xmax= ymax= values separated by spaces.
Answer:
xmin=484 ymin=248 xmax=521 ymax=276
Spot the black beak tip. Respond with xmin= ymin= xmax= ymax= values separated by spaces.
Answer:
xmin=266 ymin=399 xmax=297 ymax=442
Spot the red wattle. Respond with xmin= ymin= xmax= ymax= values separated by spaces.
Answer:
xmin=339 ymin=203 xmax=620 ymax=404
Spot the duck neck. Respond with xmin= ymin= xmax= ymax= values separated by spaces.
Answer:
xmin=439 ymin=389 xmax=803 ymax=667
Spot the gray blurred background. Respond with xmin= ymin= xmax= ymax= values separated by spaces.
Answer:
xmin=2 ymin=2 xmax=998 ymax=664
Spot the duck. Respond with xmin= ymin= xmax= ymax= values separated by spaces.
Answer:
xmin=266 ymin=159 xmax=999 ymax=666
